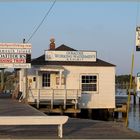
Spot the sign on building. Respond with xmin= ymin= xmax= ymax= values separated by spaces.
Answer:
xmin=0 ymin=43 xmax=31 ymax=68
xmin=45 ymin=51 xmax=96 ymax=62
xmin=136 ymin=26 xmax=140 ymax=51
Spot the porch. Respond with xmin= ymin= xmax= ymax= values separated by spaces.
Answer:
xmin=28 ymin=88 xmax=81 ymax=113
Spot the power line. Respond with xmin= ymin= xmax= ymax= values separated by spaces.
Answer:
xmin=26 ymin=0 xmax=57 ymax=43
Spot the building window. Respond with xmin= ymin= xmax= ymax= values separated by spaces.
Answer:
xmin=42 ymin=73 xmax=50 ymax=87
xmin=81 ymin=75 xmax=98 ymax=92
xmin=33 ymin=77 xmax=36 ymax=81
xmin=56 ymin=76 xmax=65 ymax=85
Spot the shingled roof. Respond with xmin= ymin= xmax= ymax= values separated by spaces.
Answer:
xmin=31 ymin=44 xmax=115 ymax=67
xmin=55 ymin=44 xmax=76 ymax=51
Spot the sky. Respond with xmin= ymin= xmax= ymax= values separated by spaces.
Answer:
xmin=0 ymin=0 xmax=139 ymax=75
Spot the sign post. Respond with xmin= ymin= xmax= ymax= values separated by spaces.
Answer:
xmin=23 ymin=39 xmax=28 ymax=103
xmin=125 ymin=52 xmax=134 ymax=127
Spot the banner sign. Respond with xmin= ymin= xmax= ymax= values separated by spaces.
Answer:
xmin=0 ymin=43 xmax=31 ymax=68
xmin=45 ymin=50 xmax=96 ymax=62
xmin=136 ymin=26 xmax=140 ymax=51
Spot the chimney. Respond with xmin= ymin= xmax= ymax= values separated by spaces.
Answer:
xmin=49 ymin=38 xmax=55 ymax=50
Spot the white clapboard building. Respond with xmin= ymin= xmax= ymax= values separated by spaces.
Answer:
xmin=19 ymin=39 xmax=116 ymax=113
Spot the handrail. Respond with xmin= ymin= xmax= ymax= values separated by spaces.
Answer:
xmin=28 ymin=89 xmax=81 ymax=109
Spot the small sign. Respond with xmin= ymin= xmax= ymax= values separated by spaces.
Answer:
xmin=136 ymin=26 xmax=140 ymax=51
xmin=45 ymin=51 xmax=96 ymax=62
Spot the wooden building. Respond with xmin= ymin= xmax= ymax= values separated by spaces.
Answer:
xmin=19 ymin=39 xmax=115 ymax=114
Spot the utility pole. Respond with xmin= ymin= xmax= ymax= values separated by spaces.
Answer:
xmin=125 ymin=52 xmax=134 ymax=127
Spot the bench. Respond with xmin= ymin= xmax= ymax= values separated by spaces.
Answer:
xmin=0 ymin=116 xmax=68 ymax=138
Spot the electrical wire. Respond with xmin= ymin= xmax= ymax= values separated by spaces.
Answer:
xmin=26 ymin=0 xmax=56 ymax=43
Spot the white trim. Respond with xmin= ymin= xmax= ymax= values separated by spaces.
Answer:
xmin=80 ymin=73 xmax=99 ymax=94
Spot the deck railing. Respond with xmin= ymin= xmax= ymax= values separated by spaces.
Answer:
xmin=28 ymin=89 xmax=81 ymax=109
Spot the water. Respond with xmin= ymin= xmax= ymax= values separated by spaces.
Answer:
xmin=128 ymin=103 xmax=140 ymax=133
xmin=116 ymin=89 xmax=140 ymax=132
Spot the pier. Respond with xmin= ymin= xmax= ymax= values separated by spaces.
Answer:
xmin=0 ymin=95 xmax=140 ymax=139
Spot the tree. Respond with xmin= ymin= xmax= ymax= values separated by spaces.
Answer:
xmin=116 ymin=75 xmax=135 ymax=89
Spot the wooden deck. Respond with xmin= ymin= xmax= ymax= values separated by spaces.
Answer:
xmin=0 ymin=96 xmax=140 ymax=139
xmin=0 ymin=98 xmax=45 ymax=116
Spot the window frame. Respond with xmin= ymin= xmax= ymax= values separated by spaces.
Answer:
xmin=80 ymin=73 xmax=99 ymax=94
xmin=42 ymin=72 xmax=51 ymax=88
xmin=56 ymin=76 xmax=65 ymax=85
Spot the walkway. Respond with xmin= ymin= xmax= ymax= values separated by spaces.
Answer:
xmin=0 ymin=95 xmax=140 ymax=139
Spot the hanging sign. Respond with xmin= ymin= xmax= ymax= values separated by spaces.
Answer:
xmin=136 ymin=26 xmax=140 ymax=51
xmin=45 ymin=51 xmax=96 ymax=62
xmin=0 ymin=43 xmax=31 ymax=68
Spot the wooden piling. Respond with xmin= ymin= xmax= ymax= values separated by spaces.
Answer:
xmin=133 ymin=94 xmax=136 ymax=105
xmin=88 ymin=109 xmax=92 ymax=119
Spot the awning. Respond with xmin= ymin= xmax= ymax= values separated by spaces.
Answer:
xmin=36 ymin=65 xmax=64 ymax=72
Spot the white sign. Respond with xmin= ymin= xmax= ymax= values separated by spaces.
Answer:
xmin=45 ymin=51 xmax=96 ymax=62
xmin=137 ymin=77 xmax=140 ymax=91
xmin=136 ymin=27 xmax=140 ymax=51
xmin=0 ymin=43 xmax=31 ymax=68
xmin=0 ymin=63 xmax=31 ymax=69
xmin=137 ymin=72 xmax=140 ymax=91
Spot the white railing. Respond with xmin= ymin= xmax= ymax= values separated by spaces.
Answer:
xmin=28 ymin=89 xmax=81 ymax=109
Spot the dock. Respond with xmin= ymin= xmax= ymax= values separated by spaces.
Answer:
xmin=0 ymin=96 xmax=140 ymax=139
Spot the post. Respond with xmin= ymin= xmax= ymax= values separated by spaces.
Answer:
xmin=133 ymin=81 xmax=136 ymax=105
xmin=51 ymin=89 xmax=54 ymax=109
xmin=75 ymin=90 xmax=78 ymax=110
xmin=88 ymin=109 xmax=92 ymax=119
xmin=37 ymin=89 xmax=40 ymax=109
xmin=58 ymin=124 xmax=63 ymax=138
xmin=59 ymin=70 xmax=62 ymax=88
xmin=64 ymin=89 xmax=66 ymax=110
xmin=35 ymin=70 xmax=39 ymax=90
xmin=36 ymin=70 xmax=40 ymax=108
xmin=125 ymin=52 xmax=134 ymax=127
xmin=133 ymin=93 xmax=136 ymax=105
xmin=19 ymin=69 xmax=24 ymax=95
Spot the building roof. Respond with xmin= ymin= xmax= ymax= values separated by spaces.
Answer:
xmin=55 ymin=44 xmax=76 ymax=51
xmin=31 ymin=44 xmax=115 ymax=67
